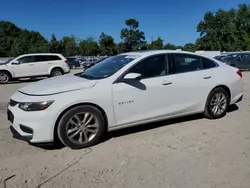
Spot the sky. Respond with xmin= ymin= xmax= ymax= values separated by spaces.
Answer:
xmin=0 ymin=0 xmax=248 ymax=45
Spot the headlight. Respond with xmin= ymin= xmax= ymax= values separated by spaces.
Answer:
xmin=18 ymin=101 xmax=54 ymax=111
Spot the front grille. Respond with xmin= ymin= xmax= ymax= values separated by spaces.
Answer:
xmin=9 ymin=99 xmax=18 ymax=107
xmin=7 ymin=110 xmax=14 ymax=123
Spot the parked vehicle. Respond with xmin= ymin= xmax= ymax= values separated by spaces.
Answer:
xmin=8 ymin=50 xmax=243 ymax=149
xmin=214 ymin=55 xmax=227 ymax=62
xmin=83 ymin=57 xmax=109 ymax=70
xmin=0 ymin=53 xmax=70 ymax=84
xmin=66 ymin=57 xmax=81 ymax=69
xmin=226 ymin=53 xmax=250 ymax=70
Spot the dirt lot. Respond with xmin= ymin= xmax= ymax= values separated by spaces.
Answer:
xmin=0 ymin=71 xmax=250 ymax=188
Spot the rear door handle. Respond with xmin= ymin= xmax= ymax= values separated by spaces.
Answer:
xmin=203 ymin=75 xmax=211 ymax=79
xmin=29 ymin=64 xmax=34 ymax=66
xmin=48 ymin=63 xmax=52 ymax=64
xmin=162 ymin=81 xmax=172 ymax=85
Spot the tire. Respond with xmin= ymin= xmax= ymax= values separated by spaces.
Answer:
xmin=57 ymin=105 xmax=106 ymax=149
xmin=204 ymin=87 xmax=229 ymax=119
xmin=0 ymin=71 xmax=10 ymax=84
xmin=50 ymin=68 xmax=63 ymax=77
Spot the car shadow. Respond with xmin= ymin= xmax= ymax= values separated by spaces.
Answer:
xmin=32 ymin=104 xmax=239 ymax=150
xmin=103 ymin=104 xmax=239 ymax=143
xmin=8 ymin=78 xmax=44 ymax=84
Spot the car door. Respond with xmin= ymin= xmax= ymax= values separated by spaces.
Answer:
xmin=112 ymin=54 xmax=177 ymax=126
xmin=164 ymin=53 xmax=219 ymax=114
xmin=10 ymin=56 xmax=36 ymax=77
xmin=33 ymin=55 xmax=52 ymax=75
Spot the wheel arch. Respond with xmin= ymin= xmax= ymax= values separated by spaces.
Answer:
xmin=209 ymin=85 xmax=231 ymax=103
xmin=53 ymin=102 xmax=108 ymax=142
xmin=49 ymin=66 xmax=64 ymax=75
xmin=0 ymin=69 xmax=13 ymax=79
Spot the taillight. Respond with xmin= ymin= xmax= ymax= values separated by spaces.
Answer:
xmin=237 ymin=70 xmax=242 ymax=78
xmin=65 ymin=60 xmax=68 ymax=64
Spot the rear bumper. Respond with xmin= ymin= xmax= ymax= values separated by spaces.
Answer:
xmin=235 ymin=94 xmax=243 ymax=103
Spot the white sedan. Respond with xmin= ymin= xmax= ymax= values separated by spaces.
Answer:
xmin=7 ymin=50 xmax=243 ymax=149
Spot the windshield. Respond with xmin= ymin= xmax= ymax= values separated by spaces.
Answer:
xmin=0 ymin=58 xmax=14 ymax=65
xmin=79 ymin=55 xmax=139 ymax=79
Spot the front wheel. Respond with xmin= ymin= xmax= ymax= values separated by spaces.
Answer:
xmin=57 ymin=105 xmax=106 ymax=149
xmin=204 ymin=87 xmax=229 ymax=119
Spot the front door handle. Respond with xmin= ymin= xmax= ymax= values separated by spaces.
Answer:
xmin=29 ymin=64 xmax=34 ymax=66
xmin=162 ymin=81 xmax=172 ymax=85
xmin=203 ymin=75 xmax=211 ymax=79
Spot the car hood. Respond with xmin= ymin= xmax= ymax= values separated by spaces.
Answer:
xmin=19 ymin=75 xmax=98 ymax=96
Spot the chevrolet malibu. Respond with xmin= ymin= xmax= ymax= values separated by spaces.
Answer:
xmin=7 ymin=50 xmax=243 ymax=149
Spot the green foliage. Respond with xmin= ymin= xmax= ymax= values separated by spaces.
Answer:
xmin=49 ymin=34 xmax=62 ymax=53
xmin=120 ymin=18 xmax=146 ymax=52
xmin=147 ymin=37 xmax=164 ymax=50
xmin=60 ymin=35 xmax=79 ymax=57
xmin=0 ymin=3 xmax=250 ymax=57
xmin=99 ymin=32 xmax=117 ymax=56
xmin=79 ymin=37 xmax=99 ymax=56
xmin=196 ymin=4 xmax=250 ymax=51
xmin=0 ymin=21 xmax=21 ymax=56
xmin=11 ymin=30 xmax=49 ymax=56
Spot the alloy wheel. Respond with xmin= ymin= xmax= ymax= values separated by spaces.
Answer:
xmin=0 ymin=73 xmax=9 ymax=84
xmin=210 ymin=92 xmax=227 ymax=116
xmin=66 ymin=112 xmax=99 ymax=144
xmin=53 ymin=70 xmax=62 ymax=77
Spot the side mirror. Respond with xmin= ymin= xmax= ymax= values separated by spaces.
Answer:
xmin=12 ymin=61 xmax=20 ymax=65
xmin=123 ymin=73 xmax=142 ymax=80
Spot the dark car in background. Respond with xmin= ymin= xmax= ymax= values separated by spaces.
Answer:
xmin=227 ymin=53 xmax=250 ymax=70
xmin=214 ymin=55 xmax=227 ymax=62
xmin=83 ymin=56 xmax=110 ymax=70
xmin=66 ymin=57 xmax=81 ymax=69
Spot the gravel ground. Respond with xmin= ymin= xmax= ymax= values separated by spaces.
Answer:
xmin=0 ymin=71 xmax=250 ymax=188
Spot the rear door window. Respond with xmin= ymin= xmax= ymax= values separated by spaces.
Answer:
xmin=172 ymin=53 xmax=202 ymax=73
xmin=34 ymin=55 xmax=49 ymax=62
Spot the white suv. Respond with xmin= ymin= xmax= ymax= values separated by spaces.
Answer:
xmin=0 ymin=53 xmax=70 ymax=84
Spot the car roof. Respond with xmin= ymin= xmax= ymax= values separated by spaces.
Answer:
xmin=120 ymin=50 xmax=196 ymax=57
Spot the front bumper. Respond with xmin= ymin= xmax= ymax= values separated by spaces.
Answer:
xmin=7 ymin=103 xmax=56 ymax=143
xmin=10 ymin=126 xmax=33 ymax=142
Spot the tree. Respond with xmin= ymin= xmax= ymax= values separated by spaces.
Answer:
xmin=79 ymin=37 xmax=99 ymax=56
xmin=164 ymin=43 xmax=177 ymax=50
xmin=49 ymin=34 xmax=61 ymax=53
xmin=99 ymin=32 xmax=117 ymax=55
xmin=0 ymin=21 xmax=21 ymax=56
xmin=147 ymin=37 xmax=164 ymax=49
xmin=11 ymin=30 xmax=49 ymax=56
xmin=183 ymin=43 xmax=197 ymax=52
xmin=196 ymin=4 xmax=250 ymax=51
xmin=60 ymin=35 xmax=79 ymax=56
xmin=120 ymin=18 xmax=146 ymax=52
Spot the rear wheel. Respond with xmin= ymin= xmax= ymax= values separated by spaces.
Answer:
xmin=50 ymin=68 xmax=63 ymax=77
xmin=204 ymin=87 xmax=229 ymax=119
xmin=0 ymin=71 xmax=10 ymax=84
xmin=57 ymin=105 xmax=106 ymax=149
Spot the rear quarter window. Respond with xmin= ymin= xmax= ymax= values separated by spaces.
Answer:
xmin=49 ymin=55 xmax=62 ymax=61
xmin=201 ymin=57 xmax=217 ymax=69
